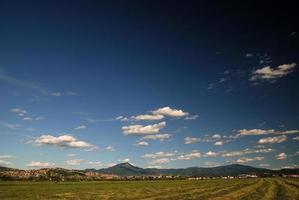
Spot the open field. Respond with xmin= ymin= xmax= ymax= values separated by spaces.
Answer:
xmin=0 ymin=178 xmax=298 ymax=200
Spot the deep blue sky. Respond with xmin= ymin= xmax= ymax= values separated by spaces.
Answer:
xmin=0 ymin=0 xmax=298 ymax=169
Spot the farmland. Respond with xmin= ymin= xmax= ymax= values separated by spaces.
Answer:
xmin=0 ymin=178 xmax=298 ymax=200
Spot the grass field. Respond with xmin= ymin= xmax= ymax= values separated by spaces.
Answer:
xmin=0 ymin=178 xmax=298 ymax=200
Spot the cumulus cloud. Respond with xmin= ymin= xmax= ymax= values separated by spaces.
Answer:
xmin=106 ymin=146 xmax=115 ymax=151
xmin=250 ymin=63 xmax=296 ymax=81
xmin=135 ymin=141 xmax=149 ymax=146
xmin=131 ymin=114 xmax=164 ymax=121
xmin=149 ymin=158 xmax=170 ymax=165
xmin=238 ymin=129 xmax=275 ymax=136
xmin=221 ymin=148 xmax=273 ymax=157
xmin=30 ymin=134 xmax=97 ymax=150
xmin=184 ymin=115 xmax=199 ymax=120
xmin=10 ymin=108 xmax=27 ymax=115
xmin=184 ymin=137 xmax=200 ymax=144
xmin=204 ymin=151 xmax=219 ymax=157
xmin=276 ymin=153 xmax=287 ymax=160
xmin=258 ymin=135 xmax=287 ymax=144
xmin=177 ymin=151 xmax=201 ymax=160
xmin=214 ymin=141 xmax=224 ymax=146
xmin=118 ymin=158 xmax=130 ymax=163
xmin=141 ymin=151 xmax=176 ymax=159
xmin=122 ymin=122 xmax=166 ymax=135
xmin=140 ymin=133 xmax=171 ymax=141
xmin=293 ymin=136 xmax=299 ymax=141
xmin=65 ymin=159 xmax=83 ymax=166
xmin=86 ymin=161 xmax=102 ymax=167
xmin=152 ymin=107 xmax=188 ymax=118
xmin=0 ymin=159 xmax=12 ymax=166
xmin=74 ymin=125 xmax=87 ymax=130
xmin=26 ymin=161 xmax=55 ymax=168
xmin=237 ymin=129 xmax=298 ymax=137
xmin=236 ymin=156 xmax=264 ymax=163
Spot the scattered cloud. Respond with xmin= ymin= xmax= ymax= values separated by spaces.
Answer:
xmin=149 ymin=158 xmax=170 ymax=165
xmin=276 ymin=153 xmax=287 ymax=160
xmin=238 ymin=129 xmax=275 ymax=136
xmin=246 ymin=53 xmax=253 ymax=57
xmin=65 ymin=154 xmax=76 ymax=157
xmin=184 ymin=137 xmax=200 ymax=144
xmin=236 ymin=156 xmax=264 ymax=163
xmin=26 ymin=161 xmax=55 ymax=168
xmin=131 ymin=114 xmax=164 ymax=121
xmin=118 ymin=158 xmax=130 ymax=163
xmin=184 ymin=115 xmax=199 ymax=120
xmin=177 ymin=150 xmax=201 ymax=160
xmin=204 ymin=151 xmax=219 ymax=157
xmin=221 ymin=148 xmax=273 ymax=157
xmin=250 ymin=63 xmax=296 ymax=81
xmin=51 ymin=92 xmax=77 ymax=97
xmin=0 ymin=160 xmax=12 ymax=166
xmin=0 ymin=155 xmax=15 ymax=159
xmin=122 ymin=121 xmax=166 ymax=135
xmin=74 ymin=125 xmax=87 ymax=130
xmin=258 ymin=135 xmax=287 ymax=144
xmin=293 ymin=136 xmax=299 ymax=141
xmin=106 ymin=146 xmax=115 ymax=151
xmin=10 ymin=108 xmax=27 ymax=115
xmin=30 ymin=134 xmax=97 ymax=150
xmin=0 ymin=122 xmax=21 ymax=130
xmin=86 ymin=161 xmax=102 ymax=167
xmin=214 ymin=141 xmax=223 ymax=146
xmin=140 ymin=134 xmax=171 ymax=141
xmin=135 ymin=141 xmax=149 ymax=146
xmin=65 ymin=159 xmax=83 ymax=166
xmin=141 ymin=151 xmax=176 ymax=159
xmin=152 ymin=107 xmax=188 ymax=118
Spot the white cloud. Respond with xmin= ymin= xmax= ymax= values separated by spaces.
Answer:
xmin=246 ymin=53 xmax=253 ymax=57
xmin=250 ymin=63 xmax=296 ymax=81
xmin=86 ymin=161 xmax=102 ymax=167
xmin=293 ymin=136 xmax=299 ymax=141
xmin=147 ymin=165 xmax=162 ymax=169
xmin=177 ymin=151 xmax=201 ymax=160
xmin=0 ymin=155 xmax=15 ymax=159
xmin=259 ymin=163 xmax=270 ymax=167
xmin=238 ymin=129 xmax=275 ymax=136
xmin=236 ymin=156 xmax=264 ymax=163
xmin=135 ymin=141 xmax=149 ymax=146
xmin=258 ymin=135 xmax=287 ymax=144
xmin=184 ymin=137 xmax=200 ymax=144
xmin=131 ymin=114 xmax=164 ymax=121
xmin=214 ymin=141 xmax=223 ymax=146
xmin=65 ymin=159 xmax=83 ymax=166
xmin=26 ymin=161 xmax=55 ymax=168
xmin=0 ymin=122 xmax=21 ymax=130
xmin=279 ymin=130 xmax=299 ymax=134
xmin=51 ymin=92 xmax=62 ymax=96
xmin=212 ymin=134 xmax=221 ymax=139
xmin=30 ymin=134 xmax=97 ymax=150
xmin=152 ymin=107 xmax=188 ymax=118
xmin=149 ymin=158 xmax=170 ymax=165
xmin=184 ymin=115 xmax=199 ymax=120
xmin=65 ymin=154 xmax=76 ymax=157
xmin=221 ymin=148 xmax=274 ymax=157
xmin=276 ymin=153 xmax=287 ymax=160
xmin=140 ymin=134 xmax=171 ymax=141
xmin=10 ymin=108 xmax=27 ymax=115
xmin=141 ymin=151 xmax=176 ymax=159
xmin=74 ymin=125 xmax=87 ymax=130
xmin=122 ymin=121 xmax=166 ymax=135
xmin=118 ymin=158 xmax=130 ymax=163
xmin=106 ymin=146 xmax=115 ymax=151
xmin=22 ymin=117 xmax=33 ymax=121
xmin=204 ymin=151 xmax=218 ymax=157
xmin=0 ymin=159 xmax=12 ymax=166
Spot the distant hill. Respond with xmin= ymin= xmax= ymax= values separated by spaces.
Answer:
xmin=1 ymin=163 xmax=299 ymax=180
xmin=87 ymin=163 xmax=298 ymax=177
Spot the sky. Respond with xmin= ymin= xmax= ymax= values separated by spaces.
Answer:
xmin=0 ymin=0 xmax=298 ymax=170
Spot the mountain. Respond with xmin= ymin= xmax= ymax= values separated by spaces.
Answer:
xmin=88 ymin=163 xmax=294 ymax=177
xmin=96 ymin=162 xmax=154 ymax=176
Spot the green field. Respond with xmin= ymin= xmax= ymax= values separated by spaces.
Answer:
xmin=0 ymin=178 xmax=298 ymax=200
